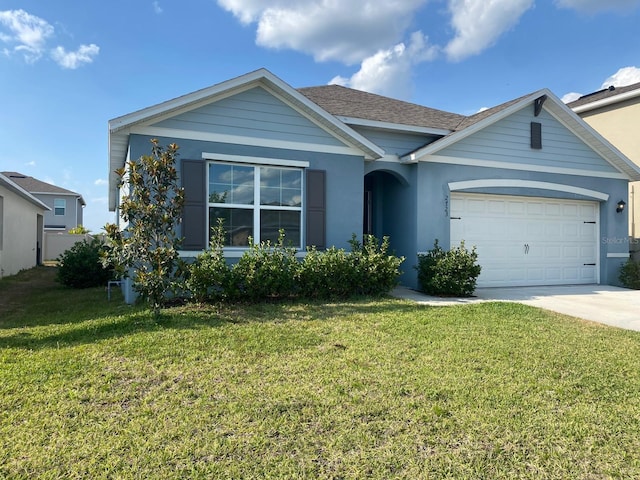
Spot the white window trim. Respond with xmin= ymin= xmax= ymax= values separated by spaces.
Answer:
xmin=54 ymin=198 xmax=66 ymax=216
xmin=202 ymin=152 xmax=309 ymax=168
xmin=207 ymin=160 xmax=304 ymax=248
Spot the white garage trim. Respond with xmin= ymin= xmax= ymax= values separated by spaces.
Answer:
xmin=450 ymin=193 xmax=600 ymax=287
xmin=448 ymin=179 xmax=609 ymax=201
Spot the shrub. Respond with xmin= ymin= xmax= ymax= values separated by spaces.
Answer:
xmin=68 ymin=225 xmax=90 ymax=234
xmin=230 ymin=230 xmax=300 ymax=302
xmin=183 ymin=233 xmax=404 ymax=303
xmin=57 ymin=237 xmax=113 ymax=288
xmin=619 ymin=259 xmax=640 ymax=289
xmin=348 ymin=234 xmax=405 ymax=296
xmin=416 ymin=239 xmax=481 ymax=297
xmin=297 ymin=246 xmax=358 ymax=299
xmin=185 ymin=219 xmax=232 ymax=302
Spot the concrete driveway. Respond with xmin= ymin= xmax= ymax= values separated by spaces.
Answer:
xmin=392 ymin=284 xmax=640 ymax=332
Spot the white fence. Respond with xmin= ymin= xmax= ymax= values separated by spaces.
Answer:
xmin=43 ymin=232 xmax=94 ymax=261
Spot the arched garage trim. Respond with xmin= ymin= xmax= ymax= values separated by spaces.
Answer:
xmin=448 ymin=179 xmax=609 ymax=201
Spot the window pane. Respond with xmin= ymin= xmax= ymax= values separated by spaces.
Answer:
xmin=260 ymin=210 xmax=301 ymax=247
xmin=259 ymin=167 xmax=301 ymax=207
xmin=209 ymin=164 xmax=254 ymax=205
xmin=54 ymin=198 xmax=66 ymax=216
xmin=209 ymin=207 xmax=253 ymax=246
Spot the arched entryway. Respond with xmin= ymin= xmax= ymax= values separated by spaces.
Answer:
xmin=363 ymin=169 xmax=408 ymax=239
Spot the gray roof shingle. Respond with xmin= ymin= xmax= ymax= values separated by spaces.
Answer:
xmin=1 ymin=171 xmax=84 ymax=203
xmin=567 ymin=82 xmax=640 ymax=108
xmin=298 ymin=85 xmax=466 ymax=131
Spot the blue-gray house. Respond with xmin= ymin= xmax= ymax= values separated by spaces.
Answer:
xmin=108 ymin=68 xmax=640 ymax=298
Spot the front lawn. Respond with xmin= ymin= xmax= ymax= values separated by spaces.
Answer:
xmin=1 ymin=267 xmax=640 ymax=478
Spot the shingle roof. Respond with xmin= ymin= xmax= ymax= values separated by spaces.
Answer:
xmin=1 ymin=171 xmax=85 ymax=204
xmin=567 ymin=82 xmax=640 ymax=108
xmin=453 ymin=93 xmax=532 ymax=131
xmin=298 ymin=85 xmax=466 ymax=131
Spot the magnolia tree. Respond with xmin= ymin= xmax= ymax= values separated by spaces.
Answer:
xmin=103 ymin=139 xmax=185 ymax=316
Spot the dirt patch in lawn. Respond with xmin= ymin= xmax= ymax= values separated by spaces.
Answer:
xmin=0 ymin=266 xmax=59 ymax=317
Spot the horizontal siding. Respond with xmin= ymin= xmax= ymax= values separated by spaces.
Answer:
xmin=439 ymin=109 xmax=619 ymax=173
xmin=152 ymin=86 xmax=344 ymax=147
xmin=352 ymin=126 xmax=437 ymax=155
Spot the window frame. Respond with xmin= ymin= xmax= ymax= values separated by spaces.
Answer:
xmin=53 ymin=198 xmax=66 ymax=216
xmin=205 ymin=156 xmax=308 ymax=249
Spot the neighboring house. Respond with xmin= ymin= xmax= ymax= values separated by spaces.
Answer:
xmin=0 ymin=172 xmax=48 ymax=277
xmin=1 ymin=172 xmax=85 ymax=232
xmin=568 ymin=82 xmax=640 ymax=238
xmin=108 ymin=68 xmax=640 ymax=300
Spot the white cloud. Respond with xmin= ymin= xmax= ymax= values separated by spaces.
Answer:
xmin=555 ymin=0 xmax=640 ymax=13
xmin=24 ymin=160 xmax=36 ymax=167
xmin=561 ymin=66 xmax=640 ymax=103
xmin=218 ymin=0 xmax=427 ymax=64
xmin=562 ymin=92 xmax=582 ymax=103
xmin=330 ymin=31 xmax=437 ymax=99
xmin=94 ymin=178 xmax=108 ymax=186
xmin=0 ymin=9 xmax=99 ymax=68
xmin=0 ymin=9 xmax=53 ymax=63
xmin=51 ymin=43 xmax=99 ymax=69
xmin=445 ymin=0 xmax=534 ymax=62
xmin=600 ymin=66 xmax=640 ymax=88
xmin=153 ymin=1 xmax=163 ymax=14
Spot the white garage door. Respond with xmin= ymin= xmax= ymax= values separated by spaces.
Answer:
xmin=450 ymin=193 xmax=599 ymax=287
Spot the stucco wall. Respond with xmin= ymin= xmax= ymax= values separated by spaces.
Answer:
xmin=0 ymin=185 xmax=42 ymax=277
xmin=578 ymin=100 xmax=640 ymax=237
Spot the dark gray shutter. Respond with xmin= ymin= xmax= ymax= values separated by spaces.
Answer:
xmin=181 ymin=160 xmax=206 ymax=250
xmin=306 ymin=169 xmax=326 ymax=249
xmin=531 ymin=122 xmax=542 ymax=149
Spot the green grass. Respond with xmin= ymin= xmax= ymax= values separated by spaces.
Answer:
xmin=2 ymin=268 xmax=640 ymax=478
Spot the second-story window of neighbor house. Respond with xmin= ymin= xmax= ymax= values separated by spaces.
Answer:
xmin=54 ymin=198 xmax=66 ymax=216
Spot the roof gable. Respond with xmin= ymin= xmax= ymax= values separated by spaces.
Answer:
xmin=108 ymin=69 xmax=385 ymax=210
xmin=402 ymin=89 xmax=640 ymax=181
xmin=149 ymin=86 xmax=346 ymax=148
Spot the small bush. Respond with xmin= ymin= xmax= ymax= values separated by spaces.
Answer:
xmin=57 ymin=237 xmax=113 ymax=288
xmin=416 ymin=239 xmax=481 ymax=297
xmin=619 ymin=259 xmax=640 ymax=289
xmin=230 ymin=230 xmax=300 ymax=302
xmin=298 ymin=246 xmax=358 ymax=299
xmin=185 ymin=219 xmax=232 ymax=302
xmin=348 ymin=234 xmax=405 ymax=296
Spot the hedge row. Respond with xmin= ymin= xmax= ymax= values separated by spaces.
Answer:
xmin=185 ymin=224 xmax=405 ymax=303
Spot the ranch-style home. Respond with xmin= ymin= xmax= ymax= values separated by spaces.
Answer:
xmin=108 ymin=68 xmax=640 ymax=299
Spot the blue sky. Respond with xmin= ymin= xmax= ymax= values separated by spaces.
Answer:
xmin=1 ymin=0 xmax=640 ymax=232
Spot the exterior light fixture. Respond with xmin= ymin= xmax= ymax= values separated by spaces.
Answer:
xmin=616 ymin=200 xmax=626 ymax=213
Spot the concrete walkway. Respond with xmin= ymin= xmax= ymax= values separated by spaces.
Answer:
xmin=392 ymin=284 xmax=640 ymax=332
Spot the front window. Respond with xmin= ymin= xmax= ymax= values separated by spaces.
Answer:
xmin=54 ymin=198 xmax=66 ymax=216
xmin=208 ymin=162 xmax=302 ymax=247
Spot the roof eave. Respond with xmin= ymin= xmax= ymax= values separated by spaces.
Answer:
xmin=572 ymin=87 xmax=640 ymax=114
xmin=0 ymin=173 xmax=51 ymax=211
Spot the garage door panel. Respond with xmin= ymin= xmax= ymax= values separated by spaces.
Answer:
xmin=450 ymin=193 xmax=598 ymax=287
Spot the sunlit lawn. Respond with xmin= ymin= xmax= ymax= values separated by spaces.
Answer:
xmin=1 ymin=267 xmax=640 ymax=479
